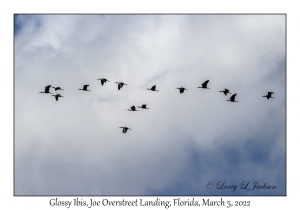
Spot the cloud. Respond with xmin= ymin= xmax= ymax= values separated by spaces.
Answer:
xmin=15 ymin=14 xmax=285 ymax=195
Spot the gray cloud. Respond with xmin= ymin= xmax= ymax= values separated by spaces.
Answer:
xmin=15 ymin=15 xmax=285 ymax=195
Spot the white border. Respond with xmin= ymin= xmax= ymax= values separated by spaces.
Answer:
xmin=2 ymin=0 xmax=296 ymax=209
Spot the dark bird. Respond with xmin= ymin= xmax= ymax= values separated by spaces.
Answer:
xmin=197 ymin=80 xmax=210 ymax=89
xmin=78 ymin=85 xmax=91 ymax=92
xmin=226 ymin=93 xmax=238 ymax=102
xmin=219 ymin=88 xmax=232 ymax=96
xmin=119 ymin=127 xmax=132 ymax=133
xmin=127 ymin=106 xmax=139 ymax=111
xmin=115 ymin=82 xmax=128 ymax=90
xmin=52 ymin=87 xmax=64 ymax=91
xmin=97 ymin=78 xmax=110 ymax=86
xmin=146 ymin=85 xmax=159 ymax=92
xmin=137 ymin=104 xmax=149 ymax=109
xmin=262 ymin=92 xmax=275 ymax=100
xmin=51 ymin=93 xmax=64 ymax=101
xmin=176 ymin=87 xmax=188 ymax=94
xmin=39 ymin=85 xmax=53 ymax=94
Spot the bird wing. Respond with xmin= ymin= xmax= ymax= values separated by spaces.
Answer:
xmin=152 ymin=85 xmax=156 ymax=90
xmin=45 ymin=85 xmax=51 ymax=92
xmin=180 ymin=88 xmax=183 ymax=93
xmin=131 ymin=106 xmax=136 ymax=111
xmin=202 ymin=80 xmax=209 ymax=87
xmin=225 ymin=88 xmax=229 ymax=92
xmin=83 ymin=85 xmax=89 ymax=89
xmin=55 ymin=95 xmax=58 ymax=101
xmin=230 ymin=94 xmax=237 ymax=100
xmin=118 ymin=83 xmax=123 ymax=90
xmin=268 ymin=92 xmax=274 ymax=96
xmin=101 ymin=80 xmax=104 ymax=86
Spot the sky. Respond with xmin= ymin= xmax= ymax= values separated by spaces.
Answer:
xmin=14 ymin=14 xmax=286 ymax=196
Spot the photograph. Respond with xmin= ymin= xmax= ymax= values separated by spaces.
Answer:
xmin=14 ymin=14 xmax=286 ymax=196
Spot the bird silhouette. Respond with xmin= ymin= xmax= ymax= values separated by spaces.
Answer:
xmin=39 ymin=85 xmax=53 ymax=94
xmin=115 ymin=82 xmax=128 ymax=90
xmin=78 ymin=85 xmax=91 ymax=92
xmin=127 ymin=106 xmax=139 ymax=111
xmin=146 ymin=85 xmax=159 ymax=92
xmin=119 ymin=127 xmax=132 ymax=133
xmin=262 ymin=92 xmax=275 ymax=100
xmin=52 ymin=87 xmax=64 ymax=91
xmin=176 ymin=87 xmax=188 ymax=94
xmin=197 ymin=80 xmax=210 ymax=89
xmin=226 ymin=93 xmax=238 ymax=102
xmin=51 ymin=93 xmax=64 ymax=101
xmin=97 ymin=78 xmax=110 ymax=86
xmin=219 ymin=88 xmax=231 ymax=96
xmin=137 ymin=104 xmax=149 ymax=109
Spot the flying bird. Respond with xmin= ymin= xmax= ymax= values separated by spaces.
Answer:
xmin=219 ymin=88 xmax=232 ymax=96
xmin=176 ymin=87 xmax=188 ymax=94
xmin=39 ymin=85 xmax=53 ymax=94
xmin=137 ymin=104 xmax=149 ymax=109
xmin=97 ymin=78 xmax=110 ymax=86
xmin=115 ymin=82 xmax=128 ymax=90
xmin=119 ymin=127 xmax=132 ymax=133
xmin=51 ymin=93 xmax=64 ymax=101
xmin=146 ymin=85 xmax=159 ymax=92
xmin=226 ymin=93 xmax=238 ymax=102
xmin=262 ymin=92 xmax=275 ymax=100
xmin=197 ymin=80 xmax=210 ymax=89
xmin=78 ymin=85 xmax=91 ymax=92
xmin=52 ymin=87 xmax=64 ymax=91
xmin=127 ymin=106 xmax=139 ymax=111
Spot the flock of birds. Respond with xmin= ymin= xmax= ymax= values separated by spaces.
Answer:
xmin=39 ymin=78 xmax=275 ymax=133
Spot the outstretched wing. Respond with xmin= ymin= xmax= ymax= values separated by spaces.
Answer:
xmin=123 ymin=127 xmax=129 ymax=133
xmin=118 ymin=83 xmax=124 ymax=90
xmin=202 ymin=80 xmax=209 ymax=87
xmin=45 ymin=85 xmax=51 ymax=92
xmin=230 ymin=93 xmax=237 ymax=101
xmin=83 ymin=85 xmax=89 ymax=90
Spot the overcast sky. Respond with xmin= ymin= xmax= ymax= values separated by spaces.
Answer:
xmin=14 ymin=14 xmax=286 ymax=196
